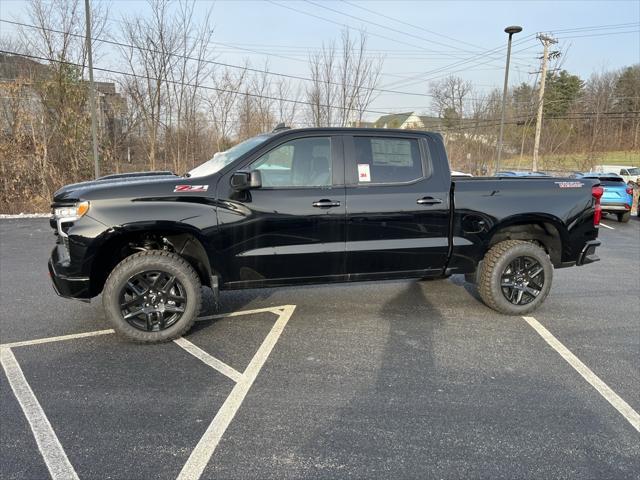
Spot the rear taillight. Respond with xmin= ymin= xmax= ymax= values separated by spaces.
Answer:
xmin=592 ymin=185 xmax=603 ymax=226
xmin=626 ymin=186 xmax=633 ymax=195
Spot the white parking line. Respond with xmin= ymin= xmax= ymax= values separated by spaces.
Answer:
xmin=177 ymin=305 xmax=296 ymax=480
xmin=0 ymin=329 xmax=115 ymax=348
xmin=0 ymin=305 xmax=296 ymax=480
xmin=600 ymin=222 xmax=615 ymax=230
xmin=523 ymin=316 xmax=640 ymax=433
xmin=196 ymin=305 xmax=286 ymax=321
xmin=174 ymin=337 xmax=243 ymax=382
xmin=0 ymin=347 xmax=79 ymax=480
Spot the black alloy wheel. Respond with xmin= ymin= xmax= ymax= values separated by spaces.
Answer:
xmin=477 ymin=240 xmax=553 ymax=315
xmin=500 ymin=255 xmax=544 ymax=305
xmin=119 ymin=270 xmax=188 ymax=332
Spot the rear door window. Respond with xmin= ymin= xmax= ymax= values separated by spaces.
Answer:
xmin=351 ymin=137 xmax=423 ymax=184
xmin=593 ymin=176 xmax=625 ymax=186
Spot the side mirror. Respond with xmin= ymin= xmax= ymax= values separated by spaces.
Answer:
xmin=230 ymin=170 xmax=262 ymax=190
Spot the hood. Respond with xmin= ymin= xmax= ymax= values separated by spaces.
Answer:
xmin=52 ymin=171 xmax=180 ymax=203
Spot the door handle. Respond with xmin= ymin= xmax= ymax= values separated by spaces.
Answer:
xmin=417 ymin=197 xmax=443 ymax=205
xmin=312 ymin=199 xmax=341 ymax=208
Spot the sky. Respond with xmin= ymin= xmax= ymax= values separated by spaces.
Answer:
xmin=0 ymin=0 xmax=639 ymax=121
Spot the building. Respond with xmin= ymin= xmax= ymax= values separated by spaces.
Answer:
xmin=0 ymin=53 xmax=126 ymax=139
xmin=350 ymin=111 xmax=444 ymax=130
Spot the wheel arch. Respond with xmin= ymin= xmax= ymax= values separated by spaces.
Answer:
xmin=89 ymin=222 xmax=214 ymax=296
xmin=486 ymin=215 xmax=567 ymax=266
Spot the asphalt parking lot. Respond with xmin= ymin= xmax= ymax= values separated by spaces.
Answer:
xmin=1 ymin=216 xmax=639 ymax=479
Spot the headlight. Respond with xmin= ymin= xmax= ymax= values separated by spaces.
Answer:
xmin=53 ymin=201 xmax=90 ymax=221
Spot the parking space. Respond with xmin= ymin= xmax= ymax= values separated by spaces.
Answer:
xmin=1 ymin=218 xmax=639 ymax=479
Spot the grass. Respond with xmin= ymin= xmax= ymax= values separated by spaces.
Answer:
xmin=502 ymin=150 xmax=640 ymax=172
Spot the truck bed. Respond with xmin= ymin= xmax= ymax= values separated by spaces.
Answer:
xmin=447 ymin=176 xmax=599 ymax=274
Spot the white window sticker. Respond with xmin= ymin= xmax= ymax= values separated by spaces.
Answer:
xmin=358 ymin=163 xmax=371 ymax=182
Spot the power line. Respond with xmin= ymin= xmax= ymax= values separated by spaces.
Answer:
xmin=306 ymin=0 xmax=525 ymax=66
xmin=267 ymin=0 xmax=529 ymax=70
xmin=382 ymin=34 xmax=538 ymax=86
xmin=99 ymin=16 xmax=529 ymax=86
xmin=0 ymin=18 xmax=511 ymax=103
xmin=382 ymin=42 xmax=538 ymax=90
xmin=341 ymin=0 xmax=494 ymax=53
xmin=547 ymin=22 xmax=640 ymax=33
xmin=0 ymin=49 xmax=425 ymax=118
xmin=556 ymin=29 xmax=640 ymax=40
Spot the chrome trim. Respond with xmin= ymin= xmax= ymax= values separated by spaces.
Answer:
xmin=56 ymin=216 xmax=78 ymax=239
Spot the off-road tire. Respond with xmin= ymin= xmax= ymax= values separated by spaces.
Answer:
xmin=617 ymin=212 xmax=630 ymax=223
xmin=477 ymin=240 xmax=553 ymax=315
xmin=103 ymin=250 xmax=202 ymax=343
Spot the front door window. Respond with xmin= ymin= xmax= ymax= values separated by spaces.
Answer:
xmin=253 ymin=137 xmax=332 ymax=188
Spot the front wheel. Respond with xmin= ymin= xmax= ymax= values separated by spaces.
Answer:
xmin=102 ymin=250 xmax=202 ymax=343
xmin=477 ymin=240 xmax=553 ymax=315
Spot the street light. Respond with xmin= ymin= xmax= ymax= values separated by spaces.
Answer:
xmin=496 ymin=25 xmax=523 ymax=174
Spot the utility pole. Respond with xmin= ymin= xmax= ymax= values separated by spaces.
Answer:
xmin=85 ymin=0 xmax=100 ymax=179
xmin=496 ymin=25 xmax=522 ymax=173
xmin=532 ymin=33 xmax=557 ymax=172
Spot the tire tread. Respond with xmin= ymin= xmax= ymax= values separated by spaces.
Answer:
xmin=102 ymin=250 xmax=202 ymax=343
xmin=477 ymin=240 xmax=551 ymax=315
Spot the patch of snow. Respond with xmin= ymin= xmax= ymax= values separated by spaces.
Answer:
xmin=0 ymin=213 xmax=50 ymax=219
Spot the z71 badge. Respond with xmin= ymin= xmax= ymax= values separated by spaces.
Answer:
xmin=174 ymin=185 xmax=209 ymax=192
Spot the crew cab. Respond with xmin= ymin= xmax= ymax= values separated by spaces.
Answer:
xmin=49 ymin=128 xmax=602 ymax=342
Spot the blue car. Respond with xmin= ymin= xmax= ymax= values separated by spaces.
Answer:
xmin=496 ymin=170 xmax=551 ymax=177
xmin=581 ymin=173 xmax=633 ymax=222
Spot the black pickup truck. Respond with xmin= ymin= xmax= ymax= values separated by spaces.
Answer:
xmin=49 ymin=127 xmax=602 ymax=342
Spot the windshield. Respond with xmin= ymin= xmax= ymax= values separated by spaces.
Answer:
xmin=627 ymin=167 xmax=640 ymax=175
xmin=187 ymin=134 xmax=271 ymax=177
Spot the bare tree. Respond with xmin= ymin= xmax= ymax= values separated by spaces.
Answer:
xmin=237 ymin=67 xmax=276 ymax=140
xmin=117 ymin=0 xmax=214 ymax=173
xmin=20 ymin=0 xmax=108 ymax=73
xmin=274 ymin=78 xmax=299 ymax=127
xmin=429 ymin=75 xmax=472 ymax=128
xmin=166 ymin=1 xmax=214 ymax=172
xmin=118 ymin=0 xmax=178 ymax=170
xmin=306 ymin=29 xmax=383 ymax=127
xmin=207 ymin=66 xmax=247 ymax=151
xmin=578 ymin=69 xmax=616 ymax=162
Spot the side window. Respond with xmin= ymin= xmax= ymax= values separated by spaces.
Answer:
xmin=353 ymin=137 xmax=423 ymax=184
xmin=252 ymin=137 xmax=331 ymax=188
xmin=620 ymin=169 xmax=628 ymax=175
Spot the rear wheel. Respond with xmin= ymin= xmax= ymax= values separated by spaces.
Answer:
xmin=102 ymin=250 xmax=201 ymax=343
xmin=617 ymin=212 xmax=630 ymax=223
xmin=478 ymin=240 xmax=553 ymax=315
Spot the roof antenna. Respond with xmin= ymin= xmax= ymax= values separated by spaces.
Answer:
xmin=272 ymin=122 xmax=290 ymax=133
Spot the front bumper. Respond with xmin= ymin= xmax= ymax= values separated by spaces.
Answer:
xmin=48 ymin=256 xmax=91 ymax=299
xmin=577 ymin=240 xmax=601 ymax=266
xmin=47 ymin=212 xmax=107 ymax=300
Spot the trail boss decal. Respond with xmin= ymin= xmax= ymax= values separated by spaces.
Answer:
xmin=554 ymin=181 xmax=584 ymax=188
xmin=174 ymin=185 xmax=209 ymax=192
